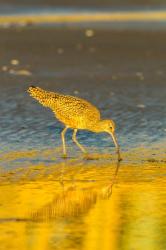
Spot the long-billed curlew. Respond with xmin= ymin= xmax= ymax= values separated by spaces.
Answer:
xmin=28 ymin=86 xmax=121 ymax=160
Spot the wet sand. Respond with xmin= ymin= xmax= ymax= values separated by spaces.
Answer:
xmin=0 ymin=26 xmax=166 ymax=250
xmin=1 ymin=27 xmax=166 ymax=88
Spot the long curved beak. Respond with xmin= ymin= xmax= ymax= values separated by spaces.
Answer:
xmin=108 ymin=131 xmax=122 ymax=161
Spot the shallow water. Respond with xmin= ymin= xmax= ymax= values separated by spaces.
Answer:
xmin=0 ymin=47 xmax=166 ymax=152
xmin=0 ymin=25 xmax=166 ymax=249
xmin=0 ymin=158 xmax=166 ymax=250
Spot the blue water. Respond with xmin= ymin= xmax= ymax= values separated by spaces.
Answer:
xmin=0 ymin=81 xmax=166 ymax=154
xmin=0 ymin=14 xmax=166 ymax=158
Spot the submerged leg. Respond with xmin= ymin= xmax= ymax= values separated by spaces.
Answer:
xmin=72 ymin=129 xmax=87 ymax=154
xmin=61 ymin=127 xmax=68 ymax=157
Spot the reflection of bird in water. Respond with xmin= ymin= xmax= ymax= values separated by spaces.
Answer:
xmin=32 ymin=186 xmax=98 ymax=220
xmin=31 ymin=161 xmax=121 ymax=220
xmin=101 ymin=161 xmax=120 ymax=199
xmin=28 ymin=86 xmax=121 ymax=160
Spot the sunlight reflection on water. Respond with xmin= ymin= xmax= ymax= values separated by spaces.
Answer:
xmin=1 ymin=7 xmax=166 ymax=30
xmin=0 ymin=159 xmax=165 ymax=250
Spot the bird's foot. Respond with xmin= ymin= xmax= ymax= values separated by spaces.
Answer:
xmin=62 ymin=154 xmax=67 ymax=159
xmin=83 ymin=153 xmax=101 ymax=160
xmin=83 ymin=153 xmax=92 ymax=160
xmin=118 ymin=157 xmax=123 ymax=162
xmin=117 ymin=150 xmax=122 ymax=161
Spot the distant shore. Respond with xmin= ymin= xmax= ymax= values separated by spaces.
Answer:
xmin=0 ymin=0 xmax=166 ymax=8
xmin=1 ymin=9 xmax=166 ymax=26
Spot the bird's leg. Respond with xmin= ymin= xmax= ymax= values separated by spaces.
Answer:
xmin=72 ymin=129 xmax=87 ymax=154
xmin=108 ymin=131 xmax=122 ymax=161
xmin=61 ymin=127 xmax=68 ymax=158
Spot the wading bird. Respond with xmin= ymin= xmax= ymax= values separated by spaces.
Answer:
xmin=28 ymin=86 xmax=121 ymax=160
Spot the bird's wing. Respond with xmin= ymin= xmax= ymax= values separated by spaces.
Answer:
xmin=53 ymin=95 xmax=101 ymax=128
xmin=28 ymin=86 xmax=101 ymax=128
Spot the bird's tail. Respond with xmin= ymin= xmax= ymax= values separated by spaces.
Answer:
xmin=28 ymin=86 xmax=58 ymax=108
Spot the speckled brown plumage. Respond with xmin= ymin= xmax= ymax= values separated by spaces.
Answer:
xmin=28 ymin=86 xmax=100 ymax=131
xmin=28 ymin=86 xmax=121 ymax=160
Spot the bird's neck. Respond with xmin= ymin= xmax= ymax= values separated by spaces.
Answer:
xmin=89 ymin=120 xmax=103 ymax=133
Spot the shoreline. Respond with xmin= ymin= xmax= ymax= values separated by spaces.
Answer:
xmin=1 ymin=10 xmax=166 ymax=27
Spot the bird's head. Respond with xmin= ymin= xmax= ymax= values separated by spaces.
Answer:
xmin=98 ymin=119 xmax=116 ymax=134
xmin=95 ymin=119 xmax=121 ymax=160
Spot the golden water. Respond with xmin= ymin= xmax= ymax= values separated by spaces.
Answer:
xmin=0 ymin=149 xmax=165 ymax=250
